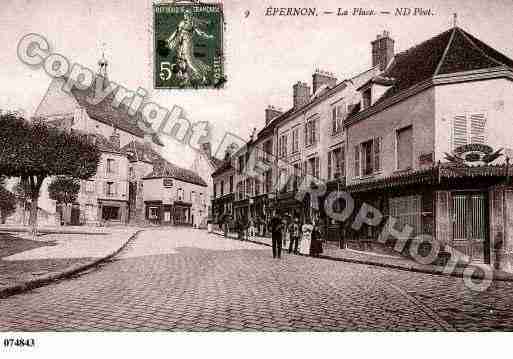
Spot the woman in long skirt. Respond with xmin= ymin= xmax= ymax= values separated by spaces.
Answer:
xmin=300 ymin=220 xmax=313 ymax=255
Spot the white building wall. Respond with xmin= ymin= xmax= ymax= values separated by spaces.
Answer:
xmin=435 ymin=78 xmax=513 ymax=162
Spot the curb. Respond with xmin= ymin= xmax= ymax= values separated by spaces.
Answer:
xmin=210 ymin=231 xmax=513 ymax=283
xmin=0 ymin=230 xmax=142 ymax=299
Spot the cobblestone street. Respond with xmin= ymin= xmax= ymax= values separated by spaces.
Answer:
xmin=1 ymin=227 xmax=513 ymax=331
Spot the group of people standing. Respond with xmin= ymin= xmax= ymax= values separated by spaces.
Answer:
xmin=269 ymin=212 xmax=323 ymax=259
xmin=218 ymin=212 xmax=324 ymax=259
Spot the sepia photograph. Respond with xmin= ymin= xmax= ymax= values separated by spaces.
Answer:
xmin=1 ymin=0 xmax=513 ymax=357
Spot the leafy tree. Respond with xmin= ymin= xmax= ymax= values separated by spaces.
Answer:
xmin=0 ymin=182 xmax=16 ymax=224
xmin=48 ymin=176 xmax=81 ymax=225
xmin=0 ymin=113 xmax=101 ymax=236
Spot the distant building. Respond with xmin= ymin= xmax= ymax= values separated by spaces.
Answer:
xmin=32 ymin=54 xmax=208 ymax=227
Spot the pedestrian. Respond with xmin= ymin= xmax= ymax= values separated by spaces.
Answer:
xmin=310 ymin=220 xmax=323 ymax=257
xmin=248 ymin=217 xmax=256 ymax=241
xmin=282 ymin=216 xmax=289 ymax=249
xmin=299 ymin=218 xmax=313 ymax=255
xmin=269 ymin=211 xmax=283 ymax=259
xmin=288 ymin=217 xmax=300 ymax=254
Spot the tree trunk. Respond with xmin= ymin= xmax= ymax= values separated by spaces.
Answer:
xmin=29 ymin=195 xmax=38 ymax=238
xmin=28 ymin=175 xmax=45 ymax=240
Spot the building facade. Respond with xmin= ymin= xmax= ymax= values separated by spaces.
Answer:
xmin=33 ymin=56 xmax=208 ymax=227
xmin=211 ymin=26 xmax=513 ymax=272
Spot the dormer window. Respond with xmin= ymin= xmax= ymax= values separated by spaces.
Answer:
xmin=363 ymin=88 xmax=372 ymax=109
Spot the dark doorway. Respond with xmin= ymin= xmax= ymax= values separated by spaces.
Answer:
xmin=451 ymin=192 xmax=490 ymax=263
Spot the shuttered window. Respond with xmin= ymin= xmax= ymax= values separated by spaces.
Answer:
xmin=373 ymin=137 xmax=381 ymax=172
xmin=452 ymin=113 xmax=486 ymax=150
xmin=354 ymin=145 xmax=360 ymax=178
xmin=327 ymin=151 xmax=332 ymax=179
xmin=389 ymin=195 xmax=422 ymax=235
xmin=470 ymin=113 xmax=486 ymax=144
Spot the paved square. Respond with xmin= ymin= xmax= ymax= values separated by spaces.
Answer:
xmin=1 ymin=227 xmax=513 ymax=331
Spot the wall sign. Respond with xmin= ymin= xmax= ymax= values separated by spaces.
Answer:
xmin=444 ymin=143 xmax=503 ymax=167
xmin=163 ymin=178 xmax=174 ymax=188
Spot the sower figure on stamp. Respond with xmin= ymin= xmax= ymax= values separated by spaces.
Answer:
xmin=167 ymin=10 xmax=213 ymax=86
xmin=269 ymin=210 xmax=283 ymax=259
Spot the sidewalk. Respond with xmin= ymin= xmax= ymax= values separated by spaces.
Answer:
xmin=0 ymin=226 xmax=141 ymax=298
xmin=211 ymin=230 xmax=513 ymax=282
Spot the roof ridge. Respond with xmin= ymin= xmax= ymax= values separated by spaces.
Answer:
xmin=434 ymin=27 xmax=458 ymax=76
xmin=456 ymin=27 xmax=508 ymax=68
xmin=394 ymin=27 xmax=454 ymax=58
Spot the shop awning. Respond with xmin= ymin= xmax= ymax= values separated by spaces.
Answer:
xmin=345 ymin=163 xmax=513 ymax=193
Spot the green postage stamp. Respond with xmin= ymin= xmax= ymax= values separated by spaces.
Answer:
xmin=153 ymin=1 xmax=225 ymax=89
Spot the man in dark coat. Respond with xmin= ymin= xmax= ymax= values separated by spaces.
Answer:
xmin=269 ymin=211 xmax=282 ymax=259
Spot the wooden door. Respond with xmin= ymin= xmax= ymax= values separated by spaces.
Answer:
xmin=452 ymin=192 xmax=489 ymax=263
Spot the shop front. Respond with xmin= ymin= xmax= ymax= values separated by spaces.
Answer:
xmin=98 ymin=199 xmax=129 ymax=225
xmin=337 ymin=163 xmax=513 ymax=269
xmin=145 ymin=201 xmax=191 ymax=226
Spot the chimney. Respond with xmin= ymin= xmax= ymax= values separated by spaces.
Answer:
xmin=371 ymin=30 xmax=394 ymax=71
xmin=265 ymin=105 xmax=282 ymax=125
xmin=201 ymin=142 xmax=212 ymax=158
xmin=312 ymin=69 xmax=337 ymax=94
xmin=109 ymin=128 xmax=120 ymax=149
xmin=293 ymin=81 xmax=311 ymax=108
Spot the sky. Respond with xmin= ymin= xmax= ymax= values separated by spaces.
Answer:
xmin=1 ymin=0 xmax=513 ymax=167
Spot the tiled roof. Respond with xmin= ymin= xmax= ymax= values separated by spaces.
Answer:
xmin=121 ymin=141 xmax=207 ymax=187
xmin=376 ymin=26 xmax=513 ymax=103
xmin=94 ymin=134 xmax=125 ymax=155
xmin=70 ymin=77 xmax=163 ymax=146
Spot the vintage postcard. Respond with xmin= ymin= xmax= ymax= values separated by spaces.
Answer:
xmin=154 ymin=1 xmax=224 ymax=89
xmin=1 ymin=0 xmax=513 ymax=357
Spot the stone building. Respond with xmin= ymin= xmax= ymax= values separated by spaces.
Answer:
xmin=32 ymin=55 xmax=208 ymax=227
xmin=343 ymin=26 xmax=513 ymax=270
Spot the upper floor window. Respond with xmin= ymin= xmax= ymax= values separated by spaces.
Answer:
xmin=264 ymin=170 xmax=272 ymax=193
xmin=263 ymin=140 xmax=273 ymax=162
xmin=292 ymin=127 xmax=300 ymax=153
xmin=84 ymin=180 xmax=95 ymax=193
xmin=177 ymin=188 xmax=183 ymax=201
xmin=307 ymin=157 xmax=320 ymax=179
xmin=331 ymin=105 xmax=346 ymax=135
xmin=106 ymin=158 xmax=116 ymax=174
xmin=238 ymin=155 xmax=245 ymax=173
xmin=362 ymin=88 xmax=372 ymax=109
xmin=220 ymin=180 xmax=224 ymax=196
xmin=328 ymin=147 xmax=345 ymax=180
xmin=396 ymin=126 xmax=413 ymax=171
xmin=229 ymin=175 xmax=233 ymax=193
xmin=293 ymin=162 xmax=301 ymax=190
xmin=355 ymin=137 xmax=381 ymax=177
xmin=452 ymin=113 xmax=487 ymax=150
xmin=278 ymin=134 xmax=288 ymax=158
xmin=305 ymin=118 xmax=318 ymax=147
xmin=106 ymin=181 xmax=116 ymax=196
xmin=246 ymin=178 xmax=253 ymax=197
xmin=213 ymin=183 xmax=217 ymax=198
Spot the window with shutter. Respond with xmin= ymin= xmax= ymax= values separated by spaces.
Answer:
xmin=354 ymin=145 xmax=360 ymax=178
xmin=470 ymin=113 xmax=486 ymax=144
xmin=327 ymin=151 xmax=332 ymax=180
xmin=453 ymin=115 xmax=468 ymax=149
xmin=374 ymin=137 xmax=381 ymax=172
xmin=332 ymin=108 xmax=337 ymax=134
xmin=340 ymin=147 xmax=346 ymax=177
